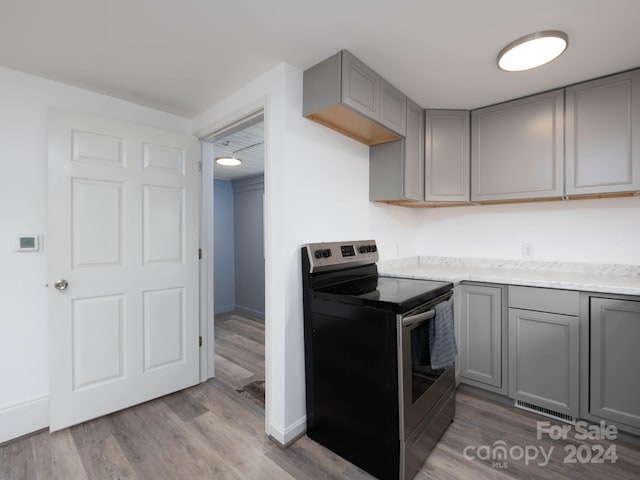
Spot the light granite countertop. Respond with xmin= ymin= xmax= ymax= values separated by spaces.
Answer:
xmin=378 ymin=256 xmax=640 ymax=296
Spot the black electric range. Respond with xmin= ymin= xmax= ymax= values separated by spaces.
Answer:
xmin=301 ymin=240 xmax=456 ymax=480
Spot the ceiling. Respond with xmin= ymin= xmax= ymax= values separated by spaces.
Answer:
xmin=2 ymin=1 xmax=640 ymax=117
xmin=212 ymin=121 xmax=264 ymax=181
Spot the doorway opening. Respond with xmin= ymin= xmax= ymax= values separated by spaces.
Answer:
xmin=204 ymin=112 xmax=265 ymax=409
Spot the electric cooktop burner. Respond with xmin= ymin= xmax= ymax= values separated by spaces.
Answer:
xmin=315 ymin=276 xmax=452 ymax=313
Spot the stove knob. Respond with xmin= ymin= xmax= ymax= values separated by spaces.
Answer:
xmin=324 ymin=249 xmax=332 ymax=258
xmin=358 ymin=246 xmax=367 ymax=254
xmin=314 ymin=249 xmax=323 ymax=259
xmin=371 ymin=245 xmax=377 ymax=252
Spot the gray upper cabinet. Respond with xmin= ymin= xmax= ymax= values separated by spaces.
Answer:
xmin=403 ymin=99 xmax=424 ymax=200
xmin=308 ymin=52 xmax=640 ymax=208
xmin=471 ymin=90 xmax=564 ymax=202
xmin=565 ymin=69 xmax=640 ymax=195
xmin=370 ymin=99 xmax=424 ymax=201
xmin=379 ymin=79 xmax=407 ymax=136
xmin=424 ymin=110 xmax=470 ymax=202
xmin=590 ymin=297 xmax=640 ymax=429
xmin=457 ymin=284 xmax=505 ymax=392
xmin=304 ymin=50 xmax=406 ymax=145
xmin=342 ymin=51 xmax=379 ymax=119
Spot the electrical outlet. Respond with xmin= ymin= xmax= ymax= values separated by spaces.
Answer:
xmin=522 ymin=243 xmax=534 ymax=259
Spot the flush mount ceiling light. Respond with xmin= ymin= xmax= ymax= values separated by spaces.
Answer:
xmin=215 ymin=156 xmax=242 ymax=166
xmin=497 ymin=30 xmax=568 ymax=72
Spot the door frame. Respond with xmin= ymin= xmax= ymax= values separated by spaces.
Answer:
xmin=197 ymin=101 xmax=268 ymax=388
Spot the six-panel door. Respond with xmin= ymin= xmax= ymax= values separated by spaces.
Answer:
xmin=48 ymin=109 xmax=200 ymax=431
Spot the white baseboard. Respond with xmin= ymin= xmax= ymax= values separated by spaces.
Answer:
xmin=214 ymin=305 xmax=235 ymax=314
xmin=267 ymin=415 xmax=306 ymax=447
xmin=0 ymin=396 xmax=49 ymax=444
xmin=235 ymin=305 xmax=265 ymax=320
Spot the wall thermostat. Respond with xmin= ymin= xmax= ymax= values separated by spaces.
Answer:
xmin=17 ymin=235 xmax=39 ymax=252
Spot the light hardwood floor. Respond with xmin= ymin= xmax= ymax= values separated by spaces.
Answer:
xmin=213 ymin=311 xmax=265 ymax=395
xmin=2 ymin=312 xmax=639 ymax=479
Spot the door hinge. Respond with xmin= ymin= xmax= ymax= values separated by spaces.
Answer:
xmin=198 ymin=161 xmax=203 ymax=172
xmin=199 ymin=336 xmax=203 ymax=347
xmin=198 ymin=248 xmax=202 ymax=259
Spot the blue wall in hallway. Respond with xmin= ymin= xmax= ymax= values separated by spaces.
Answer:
xmin=214 ymin=179 xmax=235 ymax=313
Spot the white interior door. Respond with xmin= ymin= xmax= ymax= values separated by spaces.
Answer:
xmin=48 ymin=109 xmax=200 ymax=431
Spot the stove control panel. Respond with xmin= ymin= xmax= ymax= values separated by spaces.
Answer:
xmin=305 ymin=240 xmax=378 ymax=273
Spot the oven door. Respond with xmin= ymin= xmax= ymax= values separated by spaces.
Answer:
xmin=398 ymin=292 xmax=455 ymax=439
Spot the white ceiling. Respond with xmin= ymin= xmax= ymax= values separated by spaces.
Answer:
xmin=2 ymin=1 xmax=640 ymax=117
xmin=212 ymin=121 xmax=264 ymax=181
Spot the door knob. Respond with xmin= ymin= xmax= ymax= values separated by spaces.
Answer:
xmin=54 ymin=279 xmax=69 ymax=291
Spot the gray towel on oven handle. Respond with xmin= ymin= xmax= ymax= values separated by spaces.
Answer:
xmin=429 ymin=299 xmax=457 ymax=369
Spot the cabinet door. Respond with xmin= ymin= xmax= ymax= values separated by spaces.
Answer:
xmin=425 ymin=110 xmax=470 ymax=201
xmin=379 ymin=79 xmax=406 ymax=136
xmin=403 ymin=99 xmax=424 ymax=201
xmin=509 ymin=309 xmax=579 ymax=416
xmin=458 ymin=285 xmax=502 ymax=388
xmin=565 ymin=70 xmax=640 ymax=195
xmin=471 ymin=90 xmax=564 ymax=201
xmin=590 ymin=298 xmax=640 ymax=429
xmin=341 ymin=50 xmax=379 ymax=119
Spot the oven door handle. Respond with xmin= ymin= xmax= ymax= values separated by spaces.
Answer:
xmin=402 ymin=309 xmax=435 ymax=328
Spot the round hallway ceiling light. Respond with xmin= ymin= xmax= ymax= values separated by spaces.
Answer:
xmin=215 ymin=156 xmax=242 ymax=166
xmin=497 ymin=31 xmax=568 ymax=72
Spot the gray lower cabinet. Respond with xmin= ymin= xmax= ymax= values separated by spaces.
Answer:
xmin=589 ymin=297 xmax=640 ymax=429
xmin=457 ymin=284 xmax=505 ymax=392
xmin=424 ymin=110 xmax=470 ymax=202
xmin=471 ymin=90 xmax=564 ymax=202
xmin=509 ymin=308 xmax=580 ymax=417
xmin=565 ymin=69 xmax=640 ymax=195
xmin=370 ymin=99 xmax=424 ymax=201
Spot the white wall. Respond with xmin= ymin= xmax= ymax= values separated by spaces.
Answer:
xmin=192 ymin=62 xmax=417 ymax=444
xmin=415 ymin=196 xmax=640 ymax=264
xmin=0 ymin=66 xmax=189 ymax=442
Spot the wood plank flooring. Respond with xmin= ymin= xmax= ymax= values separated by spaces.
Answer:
xmin=214 ymin=311 xmax=265 ymax=394
xmin=2 ymin=311 xmax=639 ymax=479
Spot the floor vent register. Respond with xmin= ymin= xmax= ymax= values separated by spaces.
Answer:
xmin=515 ymin=400 xmax=576 ymax=425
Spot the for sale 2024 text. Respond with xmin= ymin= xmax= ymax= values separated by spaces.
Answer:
xmin=463 ymin=420 xmax=618 ymax=468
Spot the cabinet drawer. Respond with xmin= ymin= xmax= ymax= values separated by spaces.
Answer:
xmin=508 ymin=286 xmax=579 ymax=316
